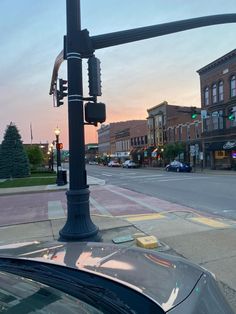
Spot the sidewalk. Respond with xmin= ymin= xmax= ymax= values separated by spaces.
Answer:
xmin=0 ymin=177 xmax=236 ymax=309
xmin=0 ymin=175 xmax=105 ymax=196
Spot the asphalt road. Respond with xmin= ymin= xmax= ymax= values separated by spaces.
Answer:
xmin=86 ymin=165 xmax=236 ymax=220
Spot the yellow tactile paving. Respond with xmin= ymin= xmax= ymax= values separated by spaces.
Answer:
xmin=190 ymin=217 xmax=230 ymax=228
xmin=121 ymin=213 xmax=165 ymax=222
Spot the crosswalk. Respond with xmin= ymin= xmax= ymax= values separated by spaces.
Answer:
xmin=100 ymin=172 xmax=209 ymax=184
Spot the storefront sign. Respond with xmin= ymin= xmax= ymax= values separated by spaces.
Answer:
xmin=223 ymin=141 xmax=236 ymax=150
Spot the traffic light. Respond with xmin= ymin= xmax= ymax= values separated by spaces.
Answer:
xmin=59 ymin=79 xmax=68 ymax=99
xmin=56 ymin=143 xmax=63 ymax=150
xmin=56 ymin=91 xmax=63 ymax=107
xmin=88 ymin=56 xmax=102 ymax=97
xmin=56 ymin=79 xmax=68 ymax=107
xmin=228 ymin=108 xmax=235 ymax=121
xmin=191 ymin=107 xmax=197 ymax=119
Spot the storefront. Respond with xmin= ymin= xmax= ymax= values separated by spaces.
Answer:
xmin=205 ymin=140 xmax=236 ymax=170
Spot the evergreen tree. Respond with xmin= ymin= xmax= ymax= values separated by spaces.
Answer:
xmin=0 ymin=123 xmax=30 ymax=178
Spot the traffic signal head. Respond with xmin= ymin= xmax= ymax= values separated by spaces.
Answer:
xmin=191 ymin=107 xmax=197 ymax=119
xmin=56 ymin=91 xmax=64 ymax=107
xmin=56 ymin=143 xmax=63 ymax=150
xmin=228 ymin=108 xmax=235 ymax=121
xmin=59 ymin=79 xmax=68 ymax=99
xmin=55 ymin=79 xmax=68 ymax=107
xmin=88 ymin=56 xmax=102 ymax=97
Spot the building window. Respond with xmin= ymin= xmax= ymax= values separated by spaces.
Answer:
xmin=195 ymin=122 xmax=199 ymax=138
xmin=145 ymin=135 xmax=148 ymax=144
xmin=204 ymin=87 xmax=209 ymax=105
xmin=218 ymin=81 xmax=224 ymax=102
xmin=219 ymin=110 xmax=224 ymax=129
xmin=178 ymin=126 xmax=182 ymax=141
xmin=230 ymin=75 xmax=236 ymax=97
xmin=212 ymin=111 xmax=219 ymax=130
xmin=212 ymin=84 xmax=217 ymax=103
xmin=186 ymin=125 xmax=190 ymax=140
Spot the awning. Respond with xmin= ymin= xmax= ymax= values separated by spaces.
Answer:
xmin=151 ymin=148 xmax=159 ymax=157
xmin=206 ymin=141 xmax=236 ymax=151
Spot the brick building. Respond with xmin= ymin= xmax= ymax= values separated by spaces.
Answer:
xmin=97 ymin=120 xmax=148 ymax=161
xmin=197 ymin=49 xmax=236 ymax=170
xmin=147 ymin=101 xmax=202 ymax=165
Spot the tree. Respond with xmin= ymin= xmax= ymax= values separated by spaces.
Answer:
xmin=163 ymin=143 xmax=186 ymax=163
xmin=0 ymin=123 xmax=30 ymax=178
xmin=26 ymin=145 xmax=44 ymax=170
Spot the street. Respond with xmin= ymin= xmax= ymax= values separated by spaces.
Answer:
xmin=86 ymin=165 xmax=236 ymax=220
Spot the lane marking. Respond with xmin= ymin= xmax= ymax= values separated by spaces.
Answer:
xmin=90 ymin=197 xmax=113 ymax=216
xmin=104 ymin=186 xmax=163 ymax=212
xmin=120 ymin=213 xmax=165 ymax=222
xmin=48 ymin=201 xmax=65 ymax=219
xmin=158 ymin=176 xmax=209 ymax=182
xmin=189 ymin=217 xmax=229 ymax=228
xmin=126 ymin=174 xmax=164 ymax=179
xmin=101 ymin=173 xmax=112 ymax=176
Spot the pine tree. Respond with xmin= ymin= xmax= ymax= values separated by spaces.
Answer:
xmin=0 ymin=123 xmax=30 ymax=178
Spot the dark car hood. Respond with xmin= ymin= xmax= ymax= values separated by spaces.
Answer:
xmin=0 ymin=241 xmax=204 ymax=312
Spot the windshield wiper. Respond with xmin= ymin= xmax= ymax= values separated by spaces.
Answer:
xmin=0 ymin=257 xmax=164 ymax=314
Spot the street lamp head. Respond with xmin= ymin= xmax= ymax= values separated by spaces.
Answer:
xmin=54 ymin=127 xmax=60 ymax=136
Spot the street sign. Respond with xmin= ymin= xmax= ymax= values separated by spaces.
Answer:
xmin=190 ymin=145 xmax=195 ymax=156
xmin=201 ymin=110 xmax=208 ymax=119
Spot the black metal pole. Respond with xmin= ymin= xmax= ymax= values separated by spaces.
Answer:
xmin=51 ymin=150 xmax=54 ymax=172
xmin=59 ymin=0 xmax=99 ymax=241
xmin=56 ymin=134 xmax=64 ymax=186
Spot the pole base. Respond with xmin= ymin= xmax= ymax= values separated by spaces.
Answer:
xmin=59 ymin=188 xmax=101 ymax=242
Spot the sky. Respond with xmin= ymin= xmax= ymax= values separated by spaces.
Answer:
xmin=0 ymin=0 xmax=236 ymax=149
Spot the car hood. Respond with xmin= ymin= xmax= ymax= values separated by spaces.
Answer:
xmin=0 ymin=241 xmax=204 ymax=312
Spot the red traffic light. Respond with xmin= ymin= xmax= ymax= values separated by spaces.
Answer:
xmin=56 ymin=143 xmax=63 ymax=150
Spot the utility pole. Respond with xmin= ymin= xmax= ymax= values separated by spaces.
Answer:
xmin=59 ymin=0 xmax=99 ymax=240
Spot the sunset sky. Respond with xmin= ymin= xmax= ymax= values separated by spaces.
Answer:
xmin=1 ymin=0 xmax=236 ymax=149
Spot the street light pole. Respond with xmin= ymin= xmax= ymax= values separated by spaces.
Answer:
xmin=55 ymin=127 xmax=64 ymax=186
xmin=59 ymin=0 xmax=99 ymax=241
xmin=50 ymin=143 xmax=54 ymax=172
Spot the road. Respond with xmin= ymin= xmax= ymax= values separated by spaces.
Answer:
xmin=86 ymin=165 xmax=236 ymax=220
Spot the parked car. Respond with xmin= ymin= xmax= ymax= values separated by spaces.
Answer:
xmin=166 ymin=161 xmax=192 ymax=172
xmin=0 ymin=241 xmax=233 ymax=314
xmin=122 ymin=160 xmax=139 ymax=168
xmin=108 ymin=160 xmax=121 ymax=167
xmin=88 ymin=160 xmax=98 ymax=165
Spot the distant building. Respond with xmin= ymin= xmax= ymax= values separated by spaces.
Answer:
xmin=97 ymin=120 xmax=148 ymax=161
xmin=85 ymin=143 xmax=98 ymax=162
xmin=147 ymin=101 xmax=201 ymax=165
xmin=197 ymin=49 xmax=236 ymax=170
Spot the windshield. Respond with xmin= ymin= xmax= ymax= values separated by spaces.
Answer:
xmin=0 ymin=1 xmax=236 ymax=313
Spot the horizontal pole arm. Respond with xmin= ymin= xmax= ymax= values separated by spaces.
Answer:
xmin=90 ymin=14 xmax=236 ymax=50
xmin=49 ymin=14 xmax=236 ymax=95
